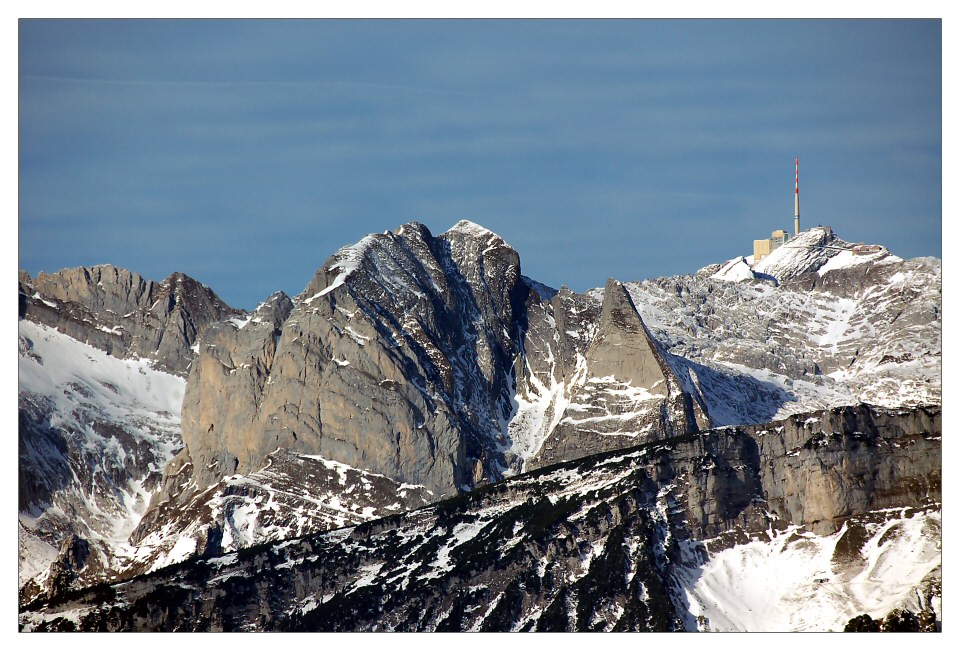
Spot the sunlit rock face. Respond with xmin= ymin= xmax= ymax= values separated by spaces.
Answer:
xmin=174 ymin=221 xmax=713 ymax=504
xmin=178 ymin=221 xmax=526 ymax=498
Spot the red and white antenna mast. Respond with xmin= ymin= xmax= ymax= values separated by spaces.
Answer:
xmin=794 ymin=157 xmax=800 ymax=236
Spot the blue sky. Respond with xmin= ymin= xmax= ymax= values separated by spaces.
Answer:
xmin=19 ymin=19 xmax=941 ymax=310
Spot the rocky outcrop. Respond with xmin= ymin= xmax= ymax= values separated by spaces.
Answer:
xmin=587 ymin=279 xmax=672 ymax=388
xmin=529 ymin=279 xmax=710 ymax=468
xmin=751 ymin=226 xmax=841 ymax=282
xmin=20 ymin=404 xmax=939 ymax=632
xmin=675 ymin=404 xmax=941 ymax=538
xmin=162 ymin=222 xmax=527 ymax=500
xmin=19 ymin=265 xmax=240 ymax=376
xmin=41 ymin=535 xmax=95 ymax=602
xmin=178 ymin=291 xmax=293 ymax=488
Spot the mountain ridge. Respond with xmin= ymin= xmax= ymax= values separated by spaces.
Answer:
xmin=20 ymin=403 xmax=941 ymax=631
xmin=18 ymin=220 xmax=942 ymax=629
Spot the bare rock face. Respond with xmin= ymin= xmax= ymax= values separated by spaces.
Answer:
xmin=19 ymin=265 xmax=240 ymax=376
xmin=170 ymin=221 xmax=526 ymax=505
xmin=179 ymin=291 xmax=294 ymax=488
xmin=587 ymin=279 xmax=671 ymax=388
xmin=517 ymin=279 xmax=711 ymax=470
xmin=19 ymin=222 xmax=940 ymax=619
xmin=745 ymin=405 xmax=941 ymax=535
xmin=671 ymin=404 xmax=941 ymax=539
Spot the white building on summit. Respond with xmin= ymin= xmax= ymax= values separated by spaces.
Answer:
xmin=754 ymin=229 xmax=791 ymax=262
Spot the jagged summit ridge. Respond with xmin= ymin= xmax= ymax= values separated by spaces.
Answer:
xmin=131 ymin=219 xmax=715 ymax=565
xmin=19 ymin=264 xmax=240 ymax=376
xmin=445 ymin=218 xmax=506 ymax=241
xmin=161 ymin=221 xmax=527 ymax=514
xmin=300 ymin=220 xmax=519 ymax=307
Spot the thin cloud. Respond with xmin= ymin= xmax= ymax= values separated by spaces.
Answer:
xmin=19 ymin=73 xmax=476 ymax=97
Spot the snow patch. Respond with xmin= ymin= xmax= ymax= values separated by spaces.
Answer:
xmin=678 ymin=509 xmax=941 ymax=631
xmin=305 ymin=234 xmax=378 ymax=302
xmin=710 ymin=257 xmax=756 ymax=283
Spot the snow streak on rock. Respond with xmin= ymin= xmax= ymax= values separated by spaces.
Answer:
xmin=17 ymin=222 xmax=941 ymax=622
xmin=626 ymin=230 xmax=939 ymax=424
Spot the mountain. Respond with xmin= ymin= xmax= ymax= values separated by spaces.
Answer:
xmin=124 ymin=221 xmax=714 ymax=568
xmin=18 ymin=221 xmax=941 ymax=630
xmin=20 ymin=404 xmax=940 ymax=631
xmin=18 ymin=266 xmax=235 ymax=601
xmin=18 ymin=270 xmax=433 ymax=601
xmin=631 ymin=227 xmax=940 ymax=424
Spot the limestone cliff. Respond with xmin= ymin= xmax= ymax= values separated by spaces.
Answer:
xmin=159 ymin=222 xmax=711 ymax=515
xmin=18 ymin=222 xmax=940 ymax=612
xmin=172 ymin=221 xmax=526 ymax=498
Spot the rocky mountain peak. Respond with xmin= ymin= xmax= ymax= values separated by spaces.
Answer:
xmin=19 ymin=265 xmax=239 ymax=376
xmin=298 ymin=233 xmax=383 ymax=302
xmin=587 ymin=279 xmax=670 ymax=395
xmin=597 ymin=278 xmax=644 ymax=334
xmin=164 ymin=219 xmax=528 ymax=517
xmin=441 ymin=219 xmax=519 ymax=275
xmin=526 ymin=277 xmax=710 ymax=470
xmin=751 ymin=227 xmax=847 ymax=282
xmin=444 ymin=218 xmax=504 ymax=240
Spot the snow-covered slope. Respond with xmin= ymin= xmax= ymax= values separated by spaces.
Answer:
xmin=18 ymin=222 xmax=941 ymax=621
xmin=750 ymin=227 xmax=855 ymax=281
xmin=709 ymin=257 xmax=756 ymax=283
xmin=18 ymin=312 xmax=432 ymax=600
xmin=677 ymin=508 xmax=941 ymax=631
xmin=126 ymin=449 xmax=434 ymax=574
xmin=18 ymin=319 xmax=185 ymax=591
